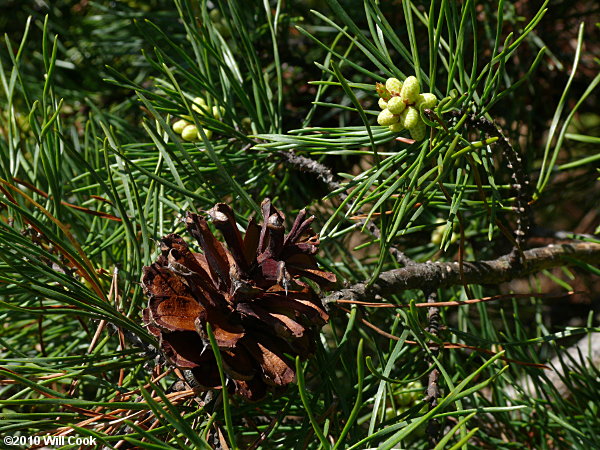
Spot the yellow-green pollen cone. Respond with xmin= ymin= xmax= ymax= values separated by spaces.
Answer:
xmin=212 ymin=105 xmax=225 ymax=120
xmin=409 ymin=118 xmax=426 ymax=141
xmin=387 ymin=96 xmax=406 ymax=115
xmin=191 ymin=97 xmax=225 ymax=121
xmin=176 ymin=95 xmax=226 ymax=141
xmin=172 ymin=119 xmax=188 ymax=134
xmin=374 ymin=75 xmax=439 ymax=140
xmin=191 ymin=97 xmax=207 ymax=115
xmin=402 ymin=107 xmax=420 ymax=129
xmin=389 ymin=122 xmax=404 ymax=132
xmin=181 ymin=124 xmax=199 ymax=141
xmin=398 ymin=108 xmax=409 ymax=126
xmin=181 ymin=124 xmax=213 ymax=141
xmin=385 ymin=77 xmax=403 ymax=96
xmin=377 ymin=109 xmax=400 ymax=126
xmin=199 ymin=128 xmax=213 ymax=140
xmin=400 ymin=76 xmax=420 ymax=104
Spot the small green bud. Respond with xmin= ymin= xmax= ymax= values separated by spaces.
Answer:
xmin=389 ymin=122 xmax=404 ymax=133
xmin=212 ymin=105 xmax=225 ymax=120
xmin=376 ymin=82 xmax=392 ymax=101
xmin=395 ymin=381 xmax=423 ymax=407
xmin=377 ymin=109 xmax=400 ymax=126
xmin=385 ymin=77 xmax=403 ymax=96
xmin=409 ymin=117 xmax=427 ymax=141
xmin=182 ymin=125 xmax=214 ymax=141
xmin=402 ymin=106 xmax=420 ymax=130
xmin=172 ymin=119 xmax=189 ymax=134
xmin=431 ymin=226 xmax=444 ymax=246
xmin=209 ymin=9 xmax=222 ymax=21
xmin=416 ymin=93 xmax=437 ymax=111
xmin=378 ymin=98 xmax=388 ymax=110
xmin=387 ymin=96 xmax=406 ymax=115
xmin=241 ymin=117 xmax=253 ymax=132
xmin=432 ymin=223 xmax=458 ymax=246
xmin=191 ymin=97 xmax=207 ymax=115
xmin=400 ymin=76 xmax=420 ymax=104
xmin=181 ymin=124 xmax=199 ymax=141
xmin=200 ymin=128 xmax=213 ymax=140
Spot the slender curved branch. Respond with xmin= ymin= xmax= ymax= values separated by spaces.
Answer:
xmin=278 ymin=151 xmax=340 ymax=189
xmin=325 ymin=242 xmax=600 ymax=303
xmin=445 ymin=111 xmax=533 ymax=264
xmin=279 ymin=150 xmax=414 ymax=266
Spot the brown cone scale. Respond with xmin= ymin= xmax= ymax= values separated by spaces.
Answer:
xmin=142 ymin=199 xmax=334 ymax=401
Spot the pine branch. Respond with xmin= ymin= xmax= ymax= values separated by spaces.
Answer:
xmin=325 ymin=242 xmax=600 ymax=303
xmin=423 ymin=290 xmax=441 ymax=446
xmin=278 ymin=151 xmax=340 ymax=189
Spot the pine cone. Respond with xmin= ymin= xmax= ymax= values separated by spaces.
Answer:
xmin=142 ymin=199 xmax=335 ymax=401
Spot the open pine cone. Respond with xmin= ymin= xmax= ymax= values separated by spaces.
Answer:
xmin=142 ymin=199 xmax=335 ymax=401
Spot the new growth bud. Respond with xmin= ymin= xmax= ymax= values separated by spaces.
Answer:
xmin=376 ymin=82 xmax=392 ymax=101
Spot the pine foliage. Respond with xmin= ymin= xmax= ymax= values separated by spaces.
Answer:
xmin=1 ymin=1 xmax=599 ymax=448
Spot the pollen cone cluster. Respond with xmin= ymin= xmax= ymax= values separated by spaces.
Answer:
xmin=142 ymin=199 xmax=335 ymax=401
xmin=375 ymin=76 xmax=438 ymax=140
